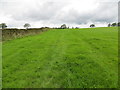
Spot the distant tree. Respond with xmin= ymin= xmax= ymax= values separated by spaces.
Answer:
xmin=0 ymin=23 xmax=7 ymax=29
xmin=75 ymin=27 xmax=79 ymax=29
xmin=111 ymin=23 xmax=117 ymax=27
xmin=0 ymin=24 xmax=2 ymax=29
xmin=118 ymin=22 xmax=120 ymax=27
xmin=90 ymin=24 xmax=95 ymax=28
xmin=108 ymin=23 xmax=111 ymax=27
xmin=60 ymin=24 xmax=67 ymax=29
xmin=24 ymin=23 xmax=31 ymax=29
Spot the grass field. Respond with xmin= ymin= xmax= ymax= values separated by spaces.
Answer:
xmin=2 ymin=27 xmax=118 ymax=88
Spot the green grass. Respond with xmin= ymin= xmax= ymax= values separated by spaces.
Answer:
xmin=2 ymin=27 xmax=118 ymax=88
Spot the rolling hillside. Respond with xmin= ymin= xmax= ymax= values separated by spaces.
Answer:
xmin=2 ymin=27 xmax=118 ymax=88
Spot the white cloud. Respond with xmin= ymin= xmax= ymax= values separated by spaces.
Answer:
xmin=0 ymin=0 xmax=119 ymax=28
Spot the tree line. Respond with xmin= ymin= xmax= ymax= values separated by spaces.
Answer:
xmin=108 ymin=22 xmax=120 ymax=27
xmin=0 ymin=22 xmax=120 ymax=29
xmin=0 ymin=23 xmax=31 ymax=29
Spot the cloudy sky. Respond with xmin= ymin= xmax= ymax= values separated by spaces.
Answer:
xmin=0 ymin=0 xmax=119 ymax=28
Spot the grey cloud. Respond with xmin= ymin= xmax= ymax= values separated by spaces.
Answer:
xmin=55 ymin=2 xmax=118 ymax=25
xmin=55 ymin=9 xmax=91 ymax=24
xmin=0 ymin=0 xmax=119 ymax=27
xmin=13 ymin=1 xmax=66 ymax=21
xmin=91 ymin=2 xmax=118 ymax=23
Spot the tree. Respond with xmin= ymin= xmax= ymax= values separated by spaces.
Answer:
xmin=118 ymin=22 xmax=120 ymax=27
xmin=90 ymin=24 xmax=95 ymax=28
xmin=0 ymin=23 xmax=7 ymax=29
xmin=0 ymin=24 xmax=2 ymax=29
xmin=108 ymin=23 xmax=111 ymax=27
xmin=75 ymin=27 xmax=79 ymax=29
xmin=111 ymin=23 xmax=117 ymax=27
xmin=60 ymin=24 xmax=67 ymax=29
xmin=24 ymin=23 xmax=31 ymax=29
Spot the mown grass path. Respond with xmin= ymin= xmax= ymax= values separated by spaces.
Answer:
xmin=3 ymin=27 xmax=118 ymax=88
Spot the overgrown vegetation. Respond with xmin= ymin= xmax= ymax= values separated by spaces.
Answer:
xmin=2 ymin=28 xmax=49 ymax=41
xmin=2 ymin=27 xmax=118 ymax=88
